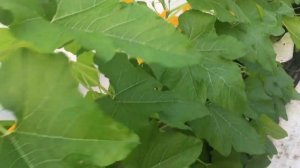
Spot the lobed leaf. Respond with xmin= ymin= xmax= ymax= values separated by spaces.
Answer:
xmin=0 ymin=49 xmax=138 ymax=167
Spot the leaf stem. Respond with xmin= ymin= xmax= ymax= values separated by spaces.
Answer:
xmin=98 ymin=83 xmax=113 ymax=97
xmin=197 ymin=159 xmax=211 ymax=167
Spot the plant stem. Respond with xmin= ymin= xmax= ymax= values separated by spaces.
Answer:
xmin=98 ymin=84 xmax=113 ymax=97
xmin=197 ymin=159 xmax=211 ymax=167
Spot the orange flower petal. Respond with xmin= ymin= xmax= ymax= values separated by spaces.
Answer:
xmin=159 ymin=10 xmax=167 ymax=19
xmin=7 ymin=123 xmax=17 ymax=133
xmin=168 ymin=16 xmax=179 ymax=27
xmin=122 ymin=0 xmax=134 ymax=4
xmin=182 ymin=3 xmax=192 ymax=12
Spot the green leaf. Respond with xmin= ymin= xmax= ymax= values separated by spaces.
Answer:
xmin=179 ymin=10 xmax=246 ymax=60
xmin=283 ymin=16 xmax=300 ymax=49
xmin=152 ymin=57 xmax=246 ymax=114
xmin=188 ymin=0 xmax=249 ymax=23
xmin=216 ymin=0 xmax=286 ymax=71
xmin=0 ymin=29 xmax=35 ymax=53
xmin=195 ymin=33 xmax=246 ymax=60
xmin=124 ymin=125 xmax=202 ymax=168
xmin=0 ymin=120 xmax=15 ymax=127
xmin=243 ymin=155 xmax=271 ymax=168
xmin=152 ymin=56 xmax=247 ymax=114
xmin=218 ymin=22 xmax=278 ymax=71
xmin=0 ymin=0 xmax=45 ymax=24
xmin=96 ymin=54 xmax=209 ymax=130
xmin=198 ymin=57 xmax=247 ymax=113
xmin=190 ymin=104 xmax=265 ymax=156
xmin=0 ymin=49 xmax=138 ymax=167
xmin=52 ymin=0 xmax=203 ymax=67
xmin=179 ymin=10 xmax=216 ymax=41
xmin=256 ymin=115 xmax=287 ymax=139
xmin=71 ymin=51 xmax=100 ymax=89
xmin=245 ymin=75 xmax=277 ymax=120
xmin=208 ymin=151 xmax=242 ymax=168
xmin=152 ymin=65 xmax=208 ymax=103
xmin=1 ymin=0 xmax=204 ymax=67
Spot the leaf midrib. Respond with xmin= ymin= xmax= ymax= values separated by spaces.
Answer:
xmin=150 ymin=143 xmax=199 ymax=168
xmin=14 ymin=131 xmax=132 ymax=142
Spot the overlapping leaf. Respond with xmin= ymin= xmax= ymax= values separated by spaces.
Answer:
xmin=0 ymin=49 xmax=138 ymax=167
xmin=0 ymin=0 xmax=203 ymax=67
xmin=179 ymin=10 xmax=246 ymax=60
xmin=97 ymin=54 xmax=209 ymax=130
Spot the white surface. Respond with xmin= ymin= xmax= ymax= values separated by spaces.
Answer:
xmin=269 ymin=83 xmax=300 ymax=168
xmin=0 ymin=105 xmax=16 ymax=121
xmin=274 ymin=33 xmax=294 ymax=63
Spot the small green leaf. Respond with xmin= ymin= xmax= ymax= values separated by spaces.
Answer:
xmin=257 ymin=115 xmax=288 ymax=139
xmin=71 ymin=51 xmax=100 ymax=89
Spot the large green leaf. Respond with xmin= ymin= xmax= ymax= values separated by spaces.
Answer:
xmin=0 ymin=0 xmax=203 ymax=67
xmin=124 ymin=125 xmax=202 ymax=168
xmin=169 ymin=10 xmax=247 ymax=113
xmin=52 ymin=0 xmax=203 ymax=66
xmin=0 ymin=49 xmax=138 ymax=167
xmin=190 ymin=104 xmax=265 ymax=156
xmin=97 ymin=54 xmax=209 ymax=130
xmin=152 ymin=56 xmax=247 ymax=114
xmin=195 ymin=57 xmax=247 ymax=114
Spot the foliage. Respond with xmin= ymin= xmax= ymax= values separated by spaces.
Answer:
xmin=0 ymin=0 xmax=300 ymax=167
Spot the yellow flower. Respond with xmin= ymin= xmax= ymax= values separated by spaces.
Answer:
xmin=137 ymin=57 xmax=144 ymax=65
xmin=122 ymin=0 xmax=134 ymax=4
